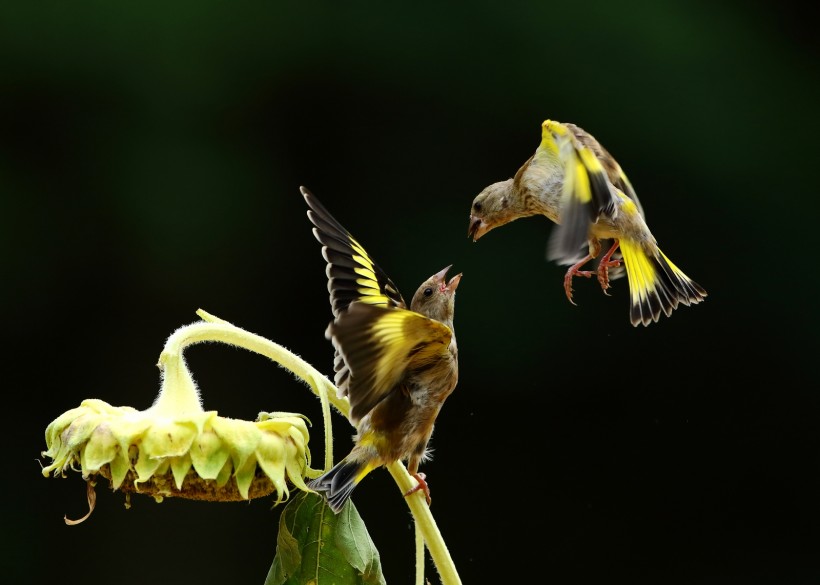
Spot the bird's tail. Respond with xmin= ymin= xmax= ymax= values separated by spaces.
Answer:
xmin=619 ymin=239 xmax=707 ymax=327
xmin=307 ymin=457 xmax=376 ymax=513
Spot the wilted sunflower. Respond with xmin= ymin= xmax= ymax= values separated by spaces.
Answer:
xmin=41 ymin=310 xmax=345 ymax=522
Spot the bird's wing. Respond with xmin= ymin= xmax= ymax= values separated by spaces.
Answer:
xmin=302 ymin=186 xmax=407 ymax=395
xmin=567 ymin=123 xmax=644 ymax=217
xmin=325 ymin=302 xmax=453 ymax=424
xmin=546 ymin=121 xmax=644 ymax=264
xmin=544 ymin=121 xmax=604 ymax=263
xmin=302 ymin=186 xmax=407 ymax=316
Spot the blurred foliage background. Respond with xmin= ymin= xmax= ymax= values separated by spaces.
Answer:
xmin=5 ymin=1 xmax=819 ymax=583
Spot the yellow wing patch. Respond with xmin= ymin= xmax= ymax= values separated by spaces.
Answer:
xmin=578 ymin=145 xmax=605 ymax=174
xmin=544 ymin=120 xmax=591 ymax=205
xmin=368 ymin=309 xmax=452 ymax=391
xmin=571 ymin=155 xmax=592 ymax=204
xmin=539 ymin=120 xmax=564 ymax=155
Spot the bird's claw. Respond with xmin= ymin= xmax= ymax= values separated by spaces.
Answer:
xmin=403 ymin=472 xmax=431 ymax=506
xmin=563 ymin=264 xmax=595 ymax=305
xmin=596 ymin=240 xmax=622 ymax=296
xmin=596 ymin=259 xmax=622 ymax=295
xmin=563 ymin=272 xmax=577 ymax=305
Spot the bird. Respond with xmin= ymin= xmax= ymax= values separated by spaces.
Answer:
xmin=301 ymin=186 xmax=462 ymax=513
xmin=467 ymin=119 xmax=706 ymax=327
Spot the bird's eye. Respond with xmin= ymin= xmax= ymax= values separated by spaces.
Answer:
xmin=423 ymin=287 xmax=433 ymax=297
xmin=473 ymin=202 xmax=482 ymax=212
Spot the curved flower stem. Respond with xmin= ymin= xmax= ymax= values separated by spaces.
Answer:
xmin=153 ymin=327 xmax=207 ymax=417
xmin=388 ymin=461 xmax=462 ymax=585
xmin=160 ymin=309 xmax=349 ymax=472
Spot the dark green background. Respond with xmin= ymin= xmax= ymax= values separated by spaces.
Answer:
xmin=6 ymin=1 xmax=819 ymax=584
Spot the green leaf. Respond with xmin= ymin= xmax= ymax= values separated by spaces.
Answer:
xmin=265 ymin=492 xmax=387 ymax=585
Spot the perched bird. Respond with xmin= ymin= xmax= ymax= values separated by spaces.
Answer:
xmin=301 ymin=186 xmax=462 ymax=513
xmin=467 ymin=120 xmax=706 ymax=327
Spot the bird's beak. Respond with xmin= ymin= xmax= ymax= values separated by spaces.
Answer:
xmin=468 ymin=215 xmax=488 ymax=241
xmin=433 ymin=265 xmax=462 ymax=293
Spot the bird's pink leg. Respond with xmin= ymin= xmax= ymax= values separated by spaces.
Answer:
xmin=596 ymin=239 xmax=622 ymax=295
xmin=563 ymin=240 xmax=602 ymax=305
xmin=563 ymin=257 xmax=594 ymax=305
xmin=403 ymin=472 xmax=431 ymax=506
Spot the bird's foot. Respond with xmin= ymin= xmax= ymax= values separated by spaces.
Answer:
xmin=595 ymin=240 xmax=622 ymax=296
xmin=563 ymin=256 xmax=595 ymax=305
xmin=403 ymin=472 xmax=431 ymax=506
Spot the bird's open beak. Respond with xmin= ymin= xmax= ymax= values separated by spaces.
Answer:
xmin=467 ymin=215 xmax=488 ymax=241
xmin=433 ymin=265 xmax=462 ymax=293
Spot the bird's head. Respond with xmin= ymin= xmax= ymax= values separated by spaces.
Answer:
xmin=467 ymin=179 xmax=517 ymax=241
xmin=410 ymin=265 xmax=462 ymax=323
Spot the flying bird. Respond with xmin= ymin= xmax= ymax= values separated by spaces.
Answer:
xmin=468 ymin=120 xmax=706 ymax=326
xmin=302 ymin=186 xmax=462 ymax=513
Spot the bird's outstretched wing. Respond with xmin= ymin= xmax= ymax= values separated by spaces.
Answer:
xmin=302 ymin=186 xmax=407 ymax=394
xmin=302 ymin=186 xmax=406 ymax=315
xmin=325 ymin=302 xmax=453 ymax=424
